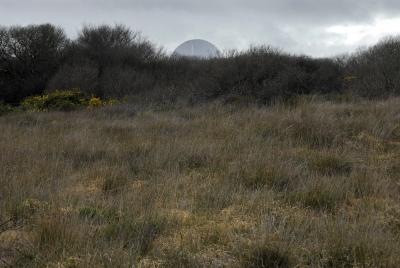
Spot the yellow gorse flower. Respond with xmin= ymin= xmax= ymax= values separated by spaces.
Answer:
xmin=88 ymin=96 xmax=103 ymax=107
xmin=21 ymin=90 xmax=120 ymax=111
xmin=343 ymin=75 xmax=357 ymax=82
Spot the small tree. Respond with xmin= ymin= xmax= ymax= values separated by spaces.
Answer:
xmin=0 ymin=24 xmax=68 ymax=103
xmin=346 ymin=36 xmax=400 ymax=97
xmin=48 ymin=25 xmax=163 ymax=97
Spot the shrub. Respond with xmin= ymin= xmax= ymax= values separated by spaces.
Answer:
xmin=346 ymin=36 xmax=400 ymax=97
xmin=0 ymin=101 xmax=13 ymax=116
xmin=88 ymin=96 xmax=120 ymax=108
xmin=21 ymin=95 xmax=49 ymax=112
xmin=88 ymin=96 xmax=103 ymax=108
xmin=20 ymin=90 xmax=119 ymax=112
xmin=0 ymin=24 xmax=68 ymax=104
xmin=5 ymin=23 xmax=400 ymax=105
xmin=21 ymin=90 xmax=85 ymax=111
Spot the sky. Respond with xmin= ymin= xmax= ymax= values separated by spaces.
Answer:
xmin=1 ymin=0 xmax=400 ymax=57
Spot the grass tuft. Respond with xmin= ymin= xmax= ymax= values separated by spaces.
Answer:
xmin=288 ymin=187 xmax=343 ymax=211
xmin=102 ymin=214 xmax=168 ymax=255
xmin=308 ymin=153 xmax=352 ymax=176
xmin=101 ymin=176 xmax=128 ymax=193
xmin=240 ymin=245 xmax=291 ymax=268
xmin=241 ymin=166 xmax=292 ymax=191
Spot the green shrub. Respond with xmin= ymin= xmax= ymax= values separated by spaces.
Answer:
xmin=21 ymin=90 xmax=86 ymax=111
xmin=0 ymin=101 xmax=14 ymax=116
xmin=20 ymin=90 xmax=120 ymax=112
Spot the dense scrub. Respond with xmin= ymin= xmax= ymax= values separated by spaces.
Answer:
xmin=20 ymin=90 xmax=118 ymax=112
xmin=0 ymin=24 xmax=68 ymax=104
xmin=2 ymin=24 xmax=400 ymax=106
xmin=1 ymin=97 xmax=400 ymax=267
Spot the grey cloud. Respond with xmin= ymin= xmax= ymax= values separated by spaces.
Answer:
xmin=1 ymin=0 xmax=400 ymax=57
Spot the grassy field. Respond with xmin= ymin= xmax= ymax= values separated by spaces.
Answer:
xmin=1 ymin=97 xmax=400 ymax=267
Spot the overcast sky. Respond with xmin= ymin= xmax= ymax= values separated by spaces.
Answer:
xmin=1 ymin=0 xmax=400 ymax=57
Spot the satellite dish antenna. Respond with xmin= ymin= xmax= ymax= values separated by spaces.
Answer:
xmin=173 ymin=39 xmax=221 ymax=59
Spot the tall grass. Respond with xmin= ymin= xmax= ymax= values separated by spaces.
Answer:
xmin=1 ymin=97 xmax=400 ymax=267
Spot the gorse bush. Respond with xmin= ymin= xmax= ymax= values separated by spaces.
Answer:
xmin=21 ymin=90 xmax=85 ymax=111
xmin=88 ymin=96 xmax=120 ymax=108
xmin=20 ymin=90 xmax=119 ymax=112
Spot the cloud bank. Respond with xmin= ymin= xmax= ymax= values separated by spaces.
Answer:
xmin=1 ymin=0 xmax=400 ymax=56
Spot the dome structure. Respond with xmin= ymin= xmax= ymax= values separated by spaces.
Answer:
xmin=173 ymin=39 xmax=221 ymax=59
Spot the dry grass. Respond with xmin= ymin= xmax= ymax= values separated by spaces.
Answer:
xmin=1 ymin=97 xmax=400 ymax=267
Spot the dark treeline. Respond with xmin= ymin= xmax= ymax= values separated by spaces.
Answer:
xmin=1 ymin=23 xmax=400 ymax=105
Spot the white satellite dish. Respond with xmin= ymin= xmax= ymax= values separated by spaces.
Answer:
xmin=173 ymin=39 xmax=221 ymax=59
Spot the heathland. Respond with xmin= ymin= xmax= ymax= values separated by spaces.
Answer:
xmin=2 ymin=23 xmax=400 ymax=267
xmin=1 ymin=96 xmax=400 ymax=267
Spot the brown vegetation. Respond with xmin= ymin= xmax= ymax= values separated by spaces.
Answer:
xmin=1 ymin=96 xmax=400 ymax=267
